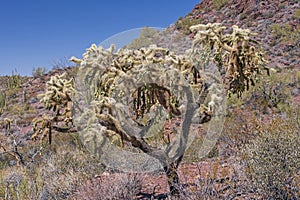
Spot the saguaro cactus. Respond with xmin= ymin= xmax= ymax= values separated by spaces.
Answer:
xmin=0 ymin=92 xmax=6 ymax=115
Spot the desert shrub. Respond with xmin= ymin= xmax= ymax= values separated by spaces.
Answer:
xmin=36 ymin=144 xmax=103 ymax=199
xmin=0 ymin=131 xmax=103 ymax=199
xmin=126 ymin=27 xmax=160 ymax=49
xmin=245 ymin=69 xmax=297 ymax=113
xmin=70 ymin=173 xmax=142 ymax=200
xmin=212 ymin=0 xmax=230 ymax=10
xmin=219 ymin=107 xmax=262 ymax=158
xmin=170 ymin=160 xmax=258 ymax=200
xmin=241 ymin=115 xmax=300 ymax=199
xmin=1 ymin=170 xmax=23 ymax=200
xmin=32 ymin=66 xmax=47 ymax=78
xmin=293 ymin=9 xmax=300 ymax=20
xmin=225 ymin=69 xmax=298 ymax=115
xmin=175 ymin=17 xmax=202 ymax=34
xmin=270 ymin=23 xmax=300 ymax=44
xmin=220 ymin=68 xmax=299 ymax=157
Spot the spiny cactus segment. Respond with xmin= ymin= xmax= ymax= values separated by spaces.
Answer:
xmin=190 ymin=23 xmax=269 ymax=96
xmin=72 ymin=40 xmax=216 ymax=150
xmin=32 ymin=114 xmax=52 ymax=145
xmin=39 ymin=73 xmax=74 ymax=120
xmin=32 ymin=73 xmax=74 ymax=146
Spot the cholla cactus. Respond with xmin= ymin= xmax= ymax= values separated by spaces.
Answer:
xmin=39 ymin=72 xmax=74 ymax=120
xmin=73 ymin=44 xmax=209 ymax=124
xmin=71 ymin=23 xmax=269 ymax=195
xmin=72 ymin=43 xmax=217 ymax=196
xmin=32 ymin=114 xmax=52 ymax=145
xmin=32 ymin=73 xmax=74 ymax=146
xmin=190 ymin=23 xmax=269 ymax=96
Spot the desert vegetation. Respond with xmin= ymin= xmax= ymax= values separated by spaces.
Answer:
xmin=212 ymin=0 xmax=230 ymax=10
xmin=0 ymin=0 xmax=299 ymax=199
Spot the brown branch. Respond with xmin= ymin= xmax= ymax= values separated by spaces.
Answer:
xmin=96 ymin=113 xmax=168 ymax=165
xmin=1 ymin=144 xmax=24 ymax=167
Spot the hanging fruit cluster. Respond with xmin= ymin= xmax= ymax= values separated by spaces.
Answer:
xmin=190 ymin=23 xmax=269 ymax=96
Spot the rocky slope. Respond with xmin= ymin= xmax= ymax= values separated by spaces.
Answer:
xmin=176 ymin=0 xmax=299 ymax=69
xmin=0 ymin=0 xmax=299 ymax=199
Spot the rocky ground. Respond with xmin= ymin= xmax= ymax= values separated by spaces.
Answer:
xmin=182 ymin=0 xmax=299 ymax=70
xmin=0 ymin=0 xmax=299 ymax=199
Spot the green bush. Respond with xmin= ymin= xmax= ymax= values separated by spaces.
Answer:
xmin=270 ymin=23 xmax=300 ymax=44
xmin=36 ymin=144 xmax=103 ymax=199
xmin=175 ymin=17 xmax=202 ymax=34
xmin=212 ymin=0 xmax=230 ymax=10
xmin=125 ymin=27 xmax=160 ymax=49
xmin=32 ymin=66 xmax=47 ymax=78
xmin=293 ymin=9 xmax=300 ymax=20
xmin=246 ymin=69 xmax=297 ymax=113
xmin=241 ymin=116 xmax=300 ymax=199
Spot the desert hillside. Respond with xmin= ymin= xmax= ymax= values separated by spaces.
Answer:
xmin=0 ymin=0 xmax=299 ymax=199
xmin=175 ymin=0 xmax=299 ymax=70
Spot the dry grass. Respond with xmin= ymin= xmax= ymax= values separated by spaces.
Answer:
xmin=0 ymin=133 xmax=104 ymax=200
xmin=70 ymin=173 xmax=142 ymax=200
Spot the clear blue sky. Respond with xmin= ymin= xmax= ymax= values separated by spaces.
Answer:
xmin=0 ymin=0 xmax=200 ymax=76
